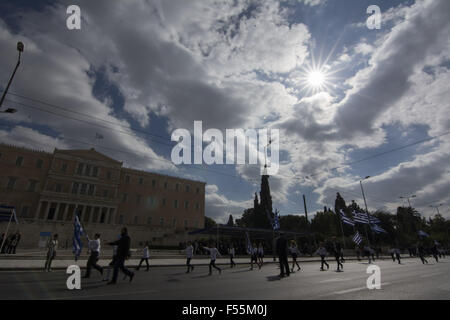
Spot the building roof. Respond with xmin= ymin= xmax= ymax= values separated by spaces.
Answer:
xmin=55 ymin=148 xmax=122 ymax=164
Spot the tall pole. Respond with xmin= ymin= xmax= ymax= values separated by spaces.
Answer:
xmin=303 ymin=194 xmax=308 ymax=223
xmin=0 ymin=42 xmax=24 ymax=109
xmin=360 ymin=178 xmax=371 ymax=246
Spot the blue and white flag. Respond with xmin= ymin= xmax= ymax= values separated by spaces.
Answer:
xmin=273 ymin=212 xmax=280 ymax=230
xmin=352 ymin=211 xmax=380 ymax=225
xmin=339 ymin=210 xmax=355 ymax=227
xmin=245 ymin=232 xmax=253 ymax=255
xmin=73 ymin=212 xmax=84 ymax=260
xmin=418 ymin=230 xmax=429 ymax=237
xmin=352 ymin=231 xmax=363 ymax=245
xmin=371 ymin=224 xmax=388 ymax=234
xmin=0 ymin=206 xmax=18 ymax=223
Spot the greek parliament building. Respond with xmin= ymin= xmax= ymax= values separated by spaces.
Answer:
xmin=0 ymin=144 xmax=205 ymax=248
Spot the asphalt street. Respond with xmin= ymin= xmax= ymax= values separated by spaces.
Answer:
xmin=0 ymin=257 xmax=449 ymax=300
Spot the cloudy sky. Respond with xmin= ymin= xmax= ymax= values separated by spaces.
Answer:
xmin=1 ymin=0 xmax=449 ymax=222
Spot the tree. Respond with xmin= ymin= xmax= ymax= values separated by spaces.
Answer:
xmin=204 ymin=216 xmax=217 ymax=229
xmin=279 ymin=215 xmax=309 ymax=233
xmin=226 ymin=214 xmax=234 ymax=227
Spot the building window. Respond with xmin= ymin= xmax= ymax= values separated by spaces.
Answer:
xmin=175 ymin=183 xmax=179 ymax=191
xmin=21 ymin=206 xmax=29 ymax=217
xmin=164 ymin=182 xmax=168 ymax=189
xmin=172 ymin=218 xmax=177 ymax=227
xmin=184 ymin=220 xmax=188 ymax=228
xmin=88 ymin=184 xmax=95 ymax=196
xmin=85 ymin=165 xmax=92 ymax=176
xmin=107 ymin=171 xmax=112 ymax=180
xmin=174 ymin=200 xmax=178 ymax=209
xmin=184 ymin=201 xmax=189 ymax=210
xmin=160 ymin=218 xmax=164 ymax=226
xmin=162 ymin=198 xmax=166 ymax=206
xmin=92 ymin=167 xmax=99 ymax=177
xmin=80 ymin=183 xmax=87 ymax=195
xmin=15 ymin=156 xmax=23 ymax=166
xmin=196 ymin=187 xmax=200 ymax=194
xmin=119 ymin=215 xmax=124 ymax=224
xmin=147 ymin=217 xmax=152 ymax=225
xmin=61 ymin=163 xmax=67 ymax=173
xmin=133 ymin=216 xmax=138 ymax=224
xmin=36 ymin=159 xmax=43 ymax=168
xmin=186 ymin=185 xmax=190 ymax=192
xmin=139 ymin=177 xmax=144 ymax=185
xmin=125 ymin=175 xmax=130 ymax=183
xmin=28 ymin=180 xmax=38 ymax=192
xmin=195 ymin=220 xmax=199 ymax=228
xmin=136 ymin=195 xmax=142 ymax=204
xmin=122 ymin=193 xmax=128 ymax=203
xmin=196 ymin=202 xmax=200 ymax=211
xmin=103 ymin=190 xmax=109 ymax=198
xmin=0 ymin=153 xmax=2 ymax=159
xmin=152 ymin=180 xmax=156 ymax=188
xmin=147 ymin=197 xmax=154 ymax=206
xmin=76 ymin=163 xmax=84 ymax=175
xmin=55 ymin=184 xmax=62 ymax=193
xmin=72 ymin=183 xmax=79 ymax=194
xmin=6 ymin=177 xmax=17 ymax=190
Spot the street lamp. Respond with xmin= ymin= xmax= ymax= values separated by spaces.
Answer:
xmin=399 ymin=195 xmax=416 ymax=208
xmin=0 ymin=41 xmax=24 ymax=109
xmin=359 ymin=176 xmax=371 ymax=246
xmin=429 ymin=204 xmax=443 ymax=215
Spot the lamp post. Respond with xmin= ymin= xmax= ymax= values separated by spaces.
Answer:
xmin=360 ymin=176 xmax=371 ymax=246
xmin=0 ymin=42 xmax=24 ymax=109
xmin=399 ymin=195 xmax=416 ymax=208
xmin=429 ymin=204 xmax=443 ymax=215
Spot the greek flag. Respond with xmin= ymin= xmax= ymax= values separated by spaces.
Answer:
xmin=339 ymin=210 xmax=355 ymax=227
xmin=245 ymin=232 xmax=252 ymax=255
xmin=352 ymin=231 xmax=363 ymax=245
xmin=273 ymin=212 xmax=280 ymax=230
xmin=352 ymin=211 xmax=381 ymax=225
xmin=72 ymin=212 xmax=84 ymax=260
xmin=0 ymin=206 xmax=18 ymax=223
xmin=371 ymin=224 xmax=387 ymax=234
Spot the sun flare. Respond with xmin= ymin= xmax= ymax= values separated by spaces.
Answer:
xmin=307 ymin=70 xmax=326 ymax=88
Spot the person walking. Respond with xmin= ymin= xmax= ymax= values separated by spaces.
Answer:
xmin=364 ymin=245 xmax=372 ymax=264
xmin=418 ymin=243 xmax=428 ymax=264
xmin=394 ymin=248 xmax=402 ymax=264
xmin=83 ymin=233 xmax=104 ymax=278
xmin=8 ymin=232 xmax=21 ymax=254
xmin=103 ymin=242 xmax=118 ymax=282
xmin=203 ymin=241 xmax=221 ymax=275
xmin=136 ymin=243 xmax=150 ymax=271
xmin=228 ymin=244 xmax=236 ymax=268
xmin=315 ymin=243 xmax=329 ymax=271
xmin=250 ymin=243 xmax=259 ymax=270
xmin=44 ymin=234 xmax=58 ymax=272
xmin=332 ymin=237 xmax=344 ymax=272
xmin=289 ymin=241 xmax=301 ymax=272
xmin=276 ymin=233 xmax=290 ymax=278
xmin=107 ymin=227 xmax=134 ymax=284
xmin=431 ymin=243 xmax=439 ymax=263
xmin=186 ymin=241 xmax=195 ymax=273
xmin=257 ymin=243 xmax=264 ymax=268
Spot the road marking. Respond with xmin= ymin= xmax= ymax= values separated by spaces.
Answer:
xmin=420 ymin=272 xmax=443 ymax=278
xmin=333 ymin=282 xmax=391 ymax=295
xmin=54 ymin=289 xmax=159 ymax=300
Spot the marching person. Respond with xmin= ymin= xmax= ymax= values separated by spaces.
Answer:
xmin=257 ymin=243 xmax=264 ymax=268
xmin=389 ymin=247 xmax=396 ymax=262
xmin=103 ymin=243 xmax=118 ymax=282
xmin=276 ymin=233 xmax=290 ymax=277
xmin=83 ymin=233 xmax=104 ymax=278
xmin=107 ymin=227 xmax=134 ymax=284
xmin=417 ymin=243 xmax=428 ymax=264
xmin=431 ymin=243 xmax=439 ymax=263
xmin=8 ymin=232 xmax=21 ymax=254
xmin=44 ymin=234 xmax=58 ymax=272
xmin=250 ymin=243 xmax=259 ymax=270
xmin=395 ymin=247 xmax=402 ymax=264
xmin=203 ymin=241 xmax=222 ymax=275
xmin=186 ymin=241 xmax=195 ymax=273
xmin=228 ymin=244 xmax=236 ymax=268
xmin=332 ymin=237 xmax=344 ymax=272
xmin=136 ymin=243 xmax=150 ymax=272
xmin=289 ymin=241 xmax=301 ymax=272
xmin=363 ymin=244 xmax=372 ymax=264
xmin=315 ymin=242 xmax=329 ymax=271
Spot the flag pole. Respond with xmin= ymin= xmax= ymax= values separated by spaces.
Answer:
xmin=0 ymin=210 xmax=14 ymax=254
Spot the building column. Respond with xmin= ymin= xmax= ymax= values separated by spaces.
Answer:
xmin=109 ymin=208 xmax=116 ymax=225
xmin=34 ymin=201 xmax=43 ymax=220
xmin=44 ymin=202 xmax=52 ymax=220
xmin=54 ymin=202 xmax=61 ymax=221
xmin=88 ymin=206 xmax=96 ymax=224
xmin=62 ymin=203 xmax=70 ymax=221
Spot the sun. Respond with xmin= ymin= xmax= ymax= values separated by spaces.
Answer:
xmin=307 ymin=70 xmax=326 ymax=88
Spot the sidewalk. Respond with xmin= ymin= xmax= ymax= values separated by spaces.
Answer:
xmin=0 ymin=255 xmax=407 ymax=271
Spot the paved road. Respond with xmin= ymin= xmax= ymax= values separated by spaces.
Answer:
xmin=0 ymin=258 xmax=449 ymax=300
